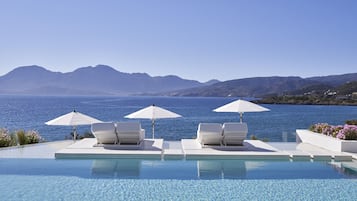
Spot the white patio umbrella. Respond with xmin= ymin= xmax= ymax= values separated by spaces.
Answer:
xmin=124 ymin=104 xmax=182 ymax=139
xmin=45 ymin=110 xmax=102 ymax=140
xmin=213 ymin=99 xmax=270 ymax=123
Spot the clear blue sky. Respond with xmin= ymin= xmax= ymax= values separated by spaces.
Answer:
xmin=0 ymin=0 xmax=356 ymax=82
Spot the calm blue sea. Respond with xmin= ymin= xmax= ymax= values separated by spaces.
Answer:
xmin=1 ymin=95 xmax=356 ymax=142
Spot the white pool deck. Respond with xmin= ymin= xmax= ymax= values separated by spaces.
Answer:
xmin=0 ymin=138 xmax=356 ymax=161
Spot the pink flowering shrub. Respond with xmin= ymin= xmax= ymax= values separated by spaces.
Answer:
xmin=310 ymin=123 xmax=357 ymax=140
xmin=309 ymin=123 xmax=330 ymax=133
xmin=336 ymin=124 xmax=357 ymax=140
xmin=323 ymin=125 xmax=343 ymax=137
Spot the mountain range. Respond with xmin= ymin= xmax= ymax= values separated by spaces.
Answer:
xmin=0 ymin=65 xmax=215 ymax=95
xmin=161 ymin=74 xmax=357 ymax=97
xmin=0 ymin=65 xmax=356 ymax=97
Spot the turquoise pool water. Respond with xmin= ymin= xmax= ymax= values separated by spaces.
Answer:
xmin=1 ymin=159 xmax=357 ymax=200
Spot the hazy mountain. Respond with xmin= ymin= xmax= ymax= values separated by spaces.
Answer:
xmin=0 ymin=65 xmax=204 ymax=95
xmin=0 ymin=65 xmax=62 ymax=91
xmin=307 ymin=73 xmax=357 ymax=86
xmin=1 ymin=65 xmax=355 ymax=97
xmin=203 ymin=79 xmax=220 ymax=86
xmin=163 ymin=74 xmax=357 ymax=97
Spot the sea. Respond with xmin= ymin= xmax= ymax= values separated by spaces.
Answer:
xmin=1 ymin=95 xmax=356 ymax=142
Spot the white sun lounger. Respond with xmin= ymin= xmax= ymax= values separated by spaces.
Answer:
xmin=91 ymin=122 xmax=118 ymax=144
xmin=197 ymin=123 xmax=223 ymax=146
xmin=222 ymin=122 xmax=248 ymax=146
xmin=116 ymin=122 xmax=145 ymax=145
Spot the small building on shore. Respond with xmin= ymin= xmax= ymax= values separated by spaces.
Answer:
xmin=352 ymin=92 xmax=357 ymax=100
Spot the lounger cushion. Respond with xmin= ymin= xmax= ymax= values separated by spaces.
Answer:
xmin=197 ymin=123 xmax=223 ymax=145
xmin=91 ymin=122 xmax=118 ymax=144
xmin=116 ymin=122 xmax=145 ymax=145
xmin=222 ymin=123 xmax=248 ymax=146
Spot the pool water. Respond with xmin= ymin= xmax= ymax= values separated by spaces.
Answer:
xmin=1 ymin=159 xmax=357 ymax=200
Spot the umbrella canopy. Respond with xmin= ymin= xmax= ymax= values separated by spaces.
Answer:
xmin=125 ymin=104 xmax=182 ymax=139
xmin=213 ymin=99 xmax=270 ymax=123
xmin=45 ymin=110 xmax=102 ymax=140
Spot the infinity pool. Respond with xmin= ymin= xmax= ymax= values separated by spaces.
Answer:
xmin=1 ymin=159 xmax=356 ymax=200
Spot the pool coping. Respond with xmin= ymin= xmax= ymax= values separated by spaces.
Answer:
xmin=1 ymin=139 xmax=356 ymax=161
xmin=57 ymin=139 xmax=356 ymax=161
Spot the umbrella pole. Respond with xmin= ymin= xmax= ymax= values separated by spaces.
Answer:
xmin=152 ymin=119 xmax=155 ymax=139
xmin=73 ymin=126 xmax=77 ymax=141
xmin=240 ymin=113 xmax=243 ymax=123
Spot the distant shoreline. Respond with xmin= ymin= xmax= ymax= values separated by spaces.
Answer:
xmin=256 ymin=96 xmax=357 ymax=106
xmin=0 ymin=93 xmax=356 ymax=106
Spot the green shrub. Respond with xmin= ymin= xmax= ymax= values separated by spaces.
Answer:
xmin=344 ymin=129 xmax=357 ymax=140
xmin=250 ymin=135 xmax=269 ymax=142
xmin=26 ymin=130 xmax=43 ymax=144
xmin=250 ymin=135 xmax=258 ymax=140
xmin=346 ymin=120 xmax=357 ymax=125
xmin=262 ymin=138 xmax=269 ymax=142
xmin=0 ymin=128 xmax=12 ymax=147
xmin=82 ymin=131 xmax=94 ymax=138
xmin=68 ymin=131 xmax=94 ymax=140
xmin=9 ymin=134 xmax=18 ymax=146
xmin=0 ymin=128 xmax=43 ymax=147
xmin=16 ymin=130 xmax=27 ymax=145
